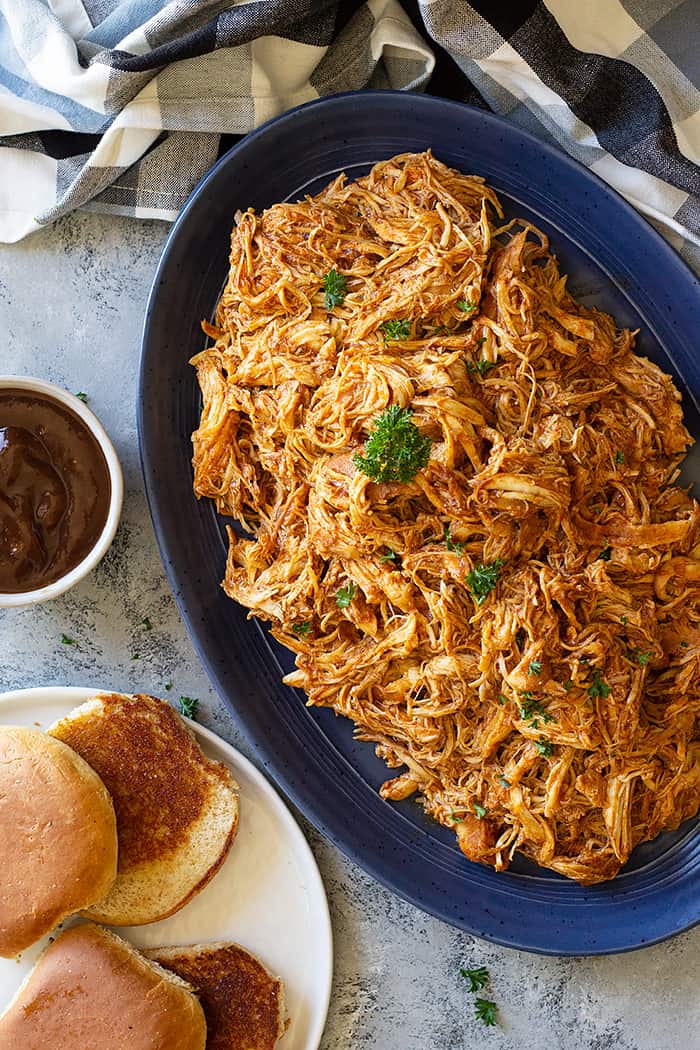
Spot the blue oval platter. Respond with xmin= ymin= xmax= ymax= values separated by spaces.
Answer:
xmin=138 ymin=91 xmax=700 ymax=956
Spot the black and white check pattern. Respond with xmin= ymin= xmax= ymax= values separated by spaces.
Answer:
xmin=419 ymin=0 xmax=700 ymax=271
xmin=0 ymin=0 xmax=698 ymax=272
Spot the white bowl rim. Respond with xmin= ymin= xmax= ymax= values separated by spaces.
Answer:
xmin=0 ymin=375 xmax=124 ymax=607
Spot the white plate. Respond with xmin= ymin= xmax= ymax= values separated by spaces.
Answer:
xmin=0 ymin=687 xmax=333 ymax=1049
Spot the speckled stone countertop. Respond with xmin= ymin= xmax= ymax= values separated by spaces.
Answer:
xmin=2 ymin=212 xmax=699 ymax=1050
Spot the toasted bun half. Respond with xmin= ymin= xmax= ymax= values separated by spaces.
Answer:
xmin=0 ymin=725 xmax=118 ymax=957
xmin=0 ymin=922 xmax=207 ymax=1050
xmin=147 ymin=942 xmax=287 ymax=1050
xmin=48 ymin=693 xmax=239 ymax=926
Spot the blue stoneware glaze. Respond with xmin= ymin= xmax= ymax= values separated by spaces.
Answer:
xmin=138 ymin=91 xmax=700 ymax=955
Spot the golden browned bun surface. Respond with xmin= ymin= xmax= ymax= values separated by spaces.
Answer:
xmin=148 ymin=942 xmax=286 ymax=1050
xmin=0 ymin=725 xmax=117 ymax=957
xmin=0 ymin=922 xmax=207 ymax=1049
xmin=48 ymin=693 xmax=239 ymax=925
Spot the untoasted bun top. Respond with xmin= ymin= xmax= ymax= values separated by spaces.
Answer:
xmin=149 ymin=942 xmax=287 ymax=1050
xmin=48 ymin=693 xmax=239 ymax=925
xmin=0 ymin=923 xmax=207 ymax=1050
xmin=0 ymin=726 xmax=117 ymax=957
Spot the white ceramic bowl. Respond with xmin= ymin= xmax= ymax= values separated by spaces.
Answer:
xmin=0 ymin=376 xmax=123 ymax=608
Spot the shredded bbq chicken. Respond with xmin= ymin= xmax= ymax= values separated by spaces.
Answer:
xmin=191 ymin=152 xmax=700 ymax=884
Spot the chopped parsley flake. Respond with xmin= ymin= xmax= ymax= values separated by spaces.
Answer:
xmin=588 ymin=670 xmax=611 ymax=699
xmin=499 ymin=775 xmax=511 ymax=788
xmin=460 ymin=966 xmax=489 ymax=992
xmin=178 ymin=695 xmax=199 ymax=720
xmin=535 ymin=739 xmax=554 ymax=757
xmin=615 ymin=450 xmax=625 ymax=464
xmin=473 ymin=802 xmax=487 ymax=820
xmin=165 ymin=682 xmax=173 ymax=691
xmin=75 ymin=391 xmax=88 ymax=403
xmin=474 ymin=998 xmax=497 ymax=1027
xmin=379 ymin=548 xmax=397 ymax=563
xmin=597 ymin=546 xmax=612 ymax=562
xmin=519 ymin=695 xmax=555 ymax=727
xmin=634 ymin=649 xmax=652 ymax=666
xmin=141 ymin=616 xmax=152 ymax=631
xmin=528 ymin=660 xmax=542 ymax=676
xmin=466 ymin=559 xmax=504 ymax=606
xmin=292 ymin=621 xmax=311 ymax=637
xmin=380 ymin=318 xmax=411 ymax=341
xmin=60 ymin=634 xmax=77 ymax=646
xmin=335 ymin=583 xmax=357 ymax=609
xmin=322 ymin=268 xmax=347 ymax=310
xmin=445 ymin=524 xmax=465 ymax=555
xmin=457 ymin=299 xmax=477 ymax=315
xmin=467 ymin=358 xmax=497 ymax=376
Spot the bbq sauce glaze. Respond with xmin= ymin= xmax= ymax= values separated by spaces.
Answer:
xmin=0 ymin=389 xmax=111 ymax=593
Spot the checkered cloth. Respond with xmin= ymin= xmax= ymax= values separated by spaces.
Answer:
xmin=1 ymin=0 xmax=698 ymax=272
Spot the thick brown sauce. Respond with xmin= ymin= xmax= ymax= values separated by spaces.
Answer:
xmin=0 ymin=389 xmax=111 ymax=593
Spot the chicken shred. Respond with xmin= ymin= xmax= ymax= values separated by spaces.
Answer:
xmin=191 ymin=151 xmax=700 ymax=884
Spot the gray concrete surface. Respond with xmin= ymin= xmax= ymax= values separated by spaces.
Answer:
xmin=1 ymin=211 xmax=699 ymax=1050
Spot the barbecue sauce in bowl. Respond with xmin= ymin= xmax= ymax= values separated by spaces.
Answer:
xmin=0 ymin=389 xmax=111 ymax=593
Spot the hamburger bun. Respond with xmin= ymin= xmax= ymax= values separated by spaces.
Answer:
xmin=0 ymin=725 xmax=117 ymax=957
xmin=48 ymin=693 xmax=239 ymax=925
xmin=0 ymin=922 xmax=207 ymax=1049
xmin=148 ymin=942 xmax=287 ymax=1050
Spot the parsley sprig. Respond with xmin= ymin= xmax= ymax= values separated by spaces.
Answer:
xmin=460 ymin=966 xmax=489 ymax=992
xmin=335 ymin=583 xmax=357 ymax=609
xmin=467 ymin=358 xmax=496 ymax=376
xmin=474 ymin=998 xmax=497 ymax=1027
xmin=178 ymin=695 xmax=199 ymax=720
xmin=380 ymin=318 xmax=411 ymax=341
xmin=588 ymin=669 xmax=611 ymax=699
xmin=353 ymin=406 xmax=431 ymax=484
xmin=322 ymin=268 xmax=347 ymax=310
xmin=466 ymin=559 xmax=504 ymax=606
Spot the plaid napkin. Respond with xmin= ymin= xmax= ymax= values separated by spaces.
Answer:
xmin=0 ymin=0 xmax=698 ymax=272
